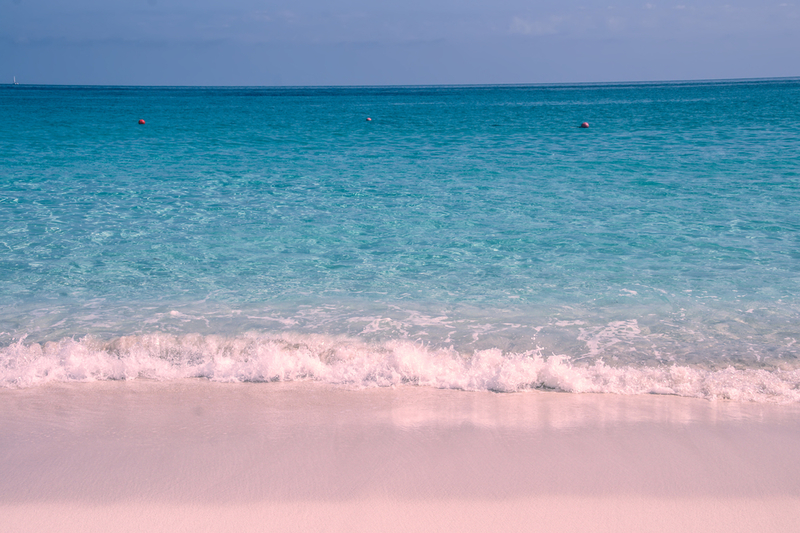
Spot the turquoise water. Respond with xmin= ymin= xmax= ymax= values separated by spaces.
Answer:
xmin=2 ymin=80 xmax=800 ymax=400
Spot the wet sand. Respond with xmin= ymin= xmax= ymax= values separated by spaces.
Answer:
xmin=2 ymin=381 xmax=799 ymax=532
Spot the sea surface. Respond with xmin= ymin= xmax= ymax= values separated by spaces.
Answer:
xmin=2 ymin=79 xmax=800 ymax=401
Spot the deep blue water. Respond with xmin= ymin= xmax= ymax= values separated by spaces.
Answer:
xmin=2 ymin=80 xmax=800 ymax=399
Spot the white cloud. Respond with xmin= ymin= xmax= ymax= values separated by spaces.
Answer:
xmin=606 ymin=16 xmax=626 ymax=31
xmin=509 ymin=16 xmax=561 ymax=36
xmin=249 ymin=11 xmax=272 ymax=22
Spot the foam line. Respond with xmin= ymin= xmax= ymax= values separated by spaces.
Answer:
xmin=2 ymin=333 xmax=799 ymax=403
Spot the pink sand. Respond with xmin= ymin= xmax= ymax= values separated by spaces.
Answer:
xmin=1 ymin=381 xmax=799 ymax=532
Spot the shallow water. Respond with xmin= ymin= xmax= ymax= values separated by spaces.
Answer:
xmin=2 ymin=80 xmax=800 ymax=400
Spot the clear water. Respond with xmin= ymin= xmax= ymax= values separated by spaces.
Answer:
xmin=2 ymin=80 xmax=800 ymax=400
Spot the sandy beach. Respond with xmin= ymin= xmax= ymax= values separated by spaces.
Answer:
xmin=1 ymin=381 xmax=799 ymax=532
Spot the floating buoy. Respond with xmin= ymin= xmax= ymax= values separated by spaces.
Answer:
xmin=138 ymin=119 xmax=145 ymax=125
xmin=580 ymin=122 xmax=589 ymax=128
xmin=366 ymin=117 xmax=372 ymax=122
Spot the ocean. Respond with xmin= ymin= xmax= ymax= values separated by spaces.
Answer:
xmin=2 ymin=79 xmax=800 ymax=402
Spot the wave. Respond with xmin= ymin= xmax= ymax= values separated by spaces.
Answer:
xmin=2 ymin=332 xmax=799 ymax=403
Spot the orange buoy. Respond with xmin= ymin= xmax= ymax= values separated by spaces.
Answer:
xmin=366 ymin=117 xmax=372 ymax=122
xmin=138 ymin=119 xmax=145 ymax=124
xmin=580 ymin=122 xmax=589 ymax=128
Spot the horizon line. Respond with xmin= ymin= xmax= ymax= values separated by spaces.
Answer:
xmin=4 ymin=75 xmax=800 ymax=90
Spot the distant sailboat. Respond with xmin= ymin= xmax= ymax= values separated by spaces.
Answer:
xmin=13 ymin=76 xmax=18 ymax=85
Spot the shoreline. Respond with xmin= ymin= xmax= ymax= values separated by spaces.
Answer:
xmin=2 ymin=382 xmax=800 ymax=531
xmin=4 ymin=333 xmax=800 ymax=402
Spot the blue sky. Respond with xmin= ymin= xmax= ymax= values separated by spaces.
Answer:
xmin=1 ymin=0 xmax=798 ymax=85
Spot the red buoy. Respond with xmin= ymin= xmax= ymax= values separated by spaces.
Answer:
xmin=580 ymin=122 xmax=589 ymax=128
xmin=138 ymin=119 xmax=145 ymax=125
xmin=366 ymin=117 xmax=372 ymax=122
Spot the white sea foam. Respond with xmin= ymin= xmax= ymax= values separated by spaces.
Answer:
xmin=2 ymin=333 xmax=799 ymax=403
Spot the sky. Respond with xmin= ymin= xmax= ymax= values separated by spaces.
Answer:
xmin=1 ymin=0 xmax=798 ymax=85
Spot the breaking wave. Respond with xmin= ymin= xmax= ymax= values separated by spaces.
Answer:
xmin=2 ymin=332 xmax=800 ymax=403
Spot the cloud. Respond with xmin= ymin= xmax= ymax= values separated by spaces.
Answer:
xmin=248 ymin=11 xmax=272 ymax=22
xmin=509 ymin=16 xmax=561 ymax=36
xmin=606 ymin=16 xmax=626 ymax=31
